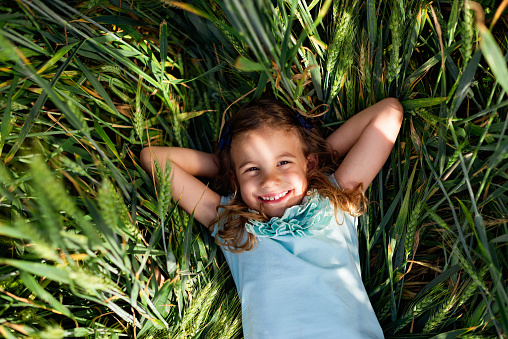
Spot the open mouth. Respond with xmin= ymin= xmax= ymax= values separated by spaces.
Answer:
xmin=258 ymin=190 xmax=291 ymax=202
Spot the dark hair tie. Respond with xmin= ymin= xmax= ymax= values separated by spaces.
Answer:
xmin=218 ymin=125 xmax=232 ymax=150
xmin=296 ymin=113 xmax=312 ymax=132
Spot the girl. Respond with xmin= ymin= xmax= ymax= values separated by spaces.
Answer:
xmin=140 ymin=97 xmax=403 ymax=338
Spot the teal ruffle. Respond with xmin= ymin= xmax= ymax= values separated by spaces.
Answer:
xmin=245 ymin=191 xmax=334 ymax=238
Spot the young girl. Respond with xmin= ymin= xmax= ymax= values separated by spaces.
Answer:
xmin=140 ymin=97 xmax=403 ymax=338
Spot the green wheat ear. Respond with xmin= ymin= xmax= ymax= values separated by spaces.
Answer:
xmin=376 ymin=295 xmax=392 ymax=321
xmin=99 ymin=177 xmax=142 ymax=241
xmin=13 ymin=217 xmax=61 ymax=263
xmin=60 ymin=155 xmax=90 ymax=178
xmin=387 ymin=0 xmax=403 ymax=85
xmin=112 ymin=183 xmax=142 ymax=241
xmin=98 ymin=178 xmax=119 ymax=230
xmin=30 ymin=156 xmax=100 ymax=246
xmin=68 ymin=266 xmax=124 ymax=296
xmin=359 ymin=28 xmax=371 ymax=107
xmin=396 ymin=283 xmax=447 ymax=333
xmin=404 ymin=199 xmax=423 ymax=258
xmin=345 ymin=69 xmax=356 ymax=116
xmin=326 ymin=5 xmax=354 ymax=106
xmin=423 ymin=266 xmax=488 ymax=333
xmin=148 ymin=269 xmax=241 ymax=339
xmin=133 ymin=78 xmax=145 ymax=143
xmin=460 ymin=1 xmax=475 ymax=68
xmin=155 ymin=160 xmax=172 ymax=223
xmin=37 ymin=325 xmax=65 ymax=339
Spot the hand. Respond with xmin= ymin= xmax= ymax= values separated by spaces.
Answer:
xmin=140 ymin=147 xmax=221 ymax=228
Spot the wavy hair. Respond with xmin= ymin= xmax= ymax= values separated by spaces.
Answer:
xmin=211 ymin=98 xmax=367 ymax=253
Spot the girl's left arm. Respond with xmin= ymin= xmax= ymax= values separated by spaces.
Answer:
xmin=326 ymin=98 xmax=403 ymax=192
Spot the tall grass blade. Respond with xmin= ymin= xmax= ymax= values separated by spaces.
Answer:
xmin=478 ymin=24 xmax=508 ymax=94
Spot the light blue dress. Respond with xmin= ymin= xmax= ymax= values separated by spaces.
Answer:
xmin=213 ymin=177 xmax=384 ymax=338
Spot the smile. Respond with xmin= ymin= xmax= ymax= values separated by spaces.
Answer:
xmin=258 ymin=190 xmax=291 ymax=202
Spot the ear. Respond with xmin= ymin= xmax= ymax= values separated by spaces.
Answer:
xmin=228 ymin=169 xmax=239 ymax=189
xmin=306 ymin=154 xmax=318 ymax=171
xmin=228 ymin=169 xmax=237 ymax=184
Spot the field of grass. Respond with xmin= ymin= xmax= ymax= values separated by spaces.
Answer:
xmin=0 ymin=0 xmax=507 ymax=337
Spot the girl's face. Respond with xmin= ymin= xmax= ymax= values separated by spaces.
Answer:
xmin=231 ymin=126 xmax=316 ymax=218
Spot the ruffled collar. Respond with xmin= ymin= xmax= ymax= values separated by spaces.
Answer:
xmin=245 ymin=191 xmax=334 ymax=238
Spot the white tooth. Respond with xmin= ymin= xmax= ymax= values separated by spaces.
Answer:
xmin=269 ymin=197 xmax=274 ymax=201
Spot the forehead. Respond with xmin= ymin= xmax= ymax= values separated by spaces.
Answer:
xmin=230 ymin=126 xmax=304 ymax=166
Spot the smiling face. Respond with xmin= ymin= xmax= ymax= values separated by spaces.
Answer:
xmin=231 ymin=126 xmax=315 ymax=218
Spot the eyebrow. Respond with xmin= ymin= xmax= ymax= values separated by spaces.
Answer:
xmin=237 ymin=152 xmax=297 ymax=170
xmin=237 ymin=160 xmax=255 ymax=170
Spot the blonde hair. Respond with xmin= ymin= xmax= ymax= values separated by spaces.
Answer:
xmin=211 ymin=98 xmax=367 ymax=253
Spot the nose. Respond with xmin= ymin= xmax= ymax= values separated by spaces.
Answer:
xmin=260 ymin=169 xmax=280 ymax=188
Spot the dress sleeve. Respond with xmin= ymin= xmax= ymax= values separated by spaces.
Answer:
xmin=328 ymin=174 xmax=341 ymax=188
xmin=210 ymin=195 xmax=233 ymax=237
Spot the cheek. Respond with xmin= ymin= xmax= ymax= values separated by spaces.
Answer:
xmin=238 ymin=178 xmax=254 ymax=199
xmin=288 ymin=171 xmax=308 ymax=191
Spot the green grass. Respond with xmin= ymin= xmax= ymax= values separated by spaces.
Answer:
xmin=0 ymin=0 xmax=506 ymax=337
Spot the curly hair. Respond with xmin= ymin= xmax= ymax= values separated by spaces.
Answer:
xmin=211 ymin=98 xmax=367 ymax=253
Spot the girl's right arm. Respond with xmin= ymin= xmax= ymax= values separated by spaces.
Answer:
xmin=140 ymin=147 xmax=221 ymax=228
xmin=326 ymin=98 xmax=403 ymax=192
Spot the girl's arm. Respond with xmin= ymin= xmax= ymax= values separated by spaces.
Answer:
xmin=326 ymin=97 xmax=403 ymax=192
xmin=140 ymin=147 xmax=221 ymax=228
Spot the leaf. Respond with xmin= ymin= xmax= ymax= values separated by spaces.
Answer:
xmin=479 ymin=25 xmax=508 ymax=94
xmin=401 ymin=97 xmax=447 ymax=110
xmin=450 ymin=50 xmax=482 ymax=116
xmin=366 ymin=0 xmax=377 ymax=52
xmin=392 ymin=165 xmax=417 ymax=244
xmin=0 ymin=224 xmax=29 ymax=240
xmin=369 ymin=188 xmax=403 ymax=250
xmin=92 ymin=15 xmax=151 ymax=26
xmin=5 ymin=41 xmax=84 ymax=162
xmin=429 ymin=328 xmax=472 ymax=339
xmin=94 ymin=121 xmax=122 ymax=163
xmin=74 ymin=57 xmax=123 ymax=118
xmin=166 ymin=2 xmax=212 ymax=19
xmin=403 ymin=43 xmax=459 ymax=90
xmin=0 ymin=259 xmax=70 ymax=284
xmin=0 ymin=74 xmax=18 ymax=153
xmin=307 ymin=50 xmax=323 ymax=101
xmin=19 ymin=272 xmax=74 ymax=318
xmin=159 ymin=21 xmax=168 ymax=82
xmin=36 ymin=42 xmax=79 ymax=74
xmin=234 ymin=56 xmax=269 ymax=72
xmin=487 ymin=137 xmax=508 ymax=169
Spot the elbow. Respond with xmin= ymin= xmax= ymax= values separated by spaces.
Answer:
xmin=384 ymin=97 xmax=404 ymax=123
xmin=140 ymin=147 xmax=153 ymax=173
xmin=376 ymin=98 xmax=403 ymax=142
